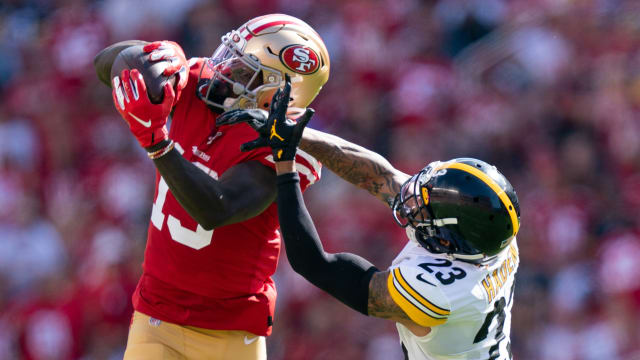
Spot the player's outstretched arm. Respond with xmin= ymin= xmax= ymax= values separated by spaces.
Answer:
xmin=216 ymin=87 xmax=410 ymax=208
xmin=248 ymin=77 xmax=432 ymax=335
xmin=276 ymin=160 xmax=431 ymax=336
xmin=299 ymin=129 xmax=410 ymax=207
xmin=149 ymin=142 xmax=277 ymax=230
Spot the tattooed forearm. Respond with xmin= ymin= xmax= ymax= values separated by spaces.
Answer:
xmin=368 ymin=271 xmax=411 ymax=321
xmin=300 ymin=128 xmax=408 ymax=206
xmin=368 ymin=271 xmax=432 ymax=336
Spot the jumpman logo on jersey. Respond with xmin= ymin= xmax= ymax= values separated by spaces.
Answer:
xmin=270 ymin=120 xmax=284 ymax=142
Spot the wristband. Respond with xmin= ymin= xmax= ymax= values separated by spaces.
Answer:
xmin=148 ymin=140 xmax=175 ymax=159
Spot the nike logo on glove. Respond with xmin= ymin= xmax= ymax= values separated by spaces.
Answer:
xmin=244 ymin=335 xmax=260 ymax=345
xmin=129 ymin=113 xmax=152 ymax=128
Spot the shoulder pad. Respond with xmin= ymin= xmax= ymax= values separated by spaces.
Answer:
xmin=387 ymin=265 xmax=451 ymax=327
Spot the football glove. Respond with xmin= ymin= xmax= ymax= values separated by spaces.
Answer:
xmin=217 ymin=74 xmax=314 ymax=161
xmin=143 ymin=41 xmax=188 ymax=104
xmin=216 ymin=108 xmax=269 ymax=134
xmin=112 ymin=69 xmax=175 ymax=148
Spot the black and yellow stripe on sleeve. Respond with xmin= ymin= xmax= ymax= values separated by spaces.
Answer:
xmin=387 ymin=268 xmax=450 ymax=327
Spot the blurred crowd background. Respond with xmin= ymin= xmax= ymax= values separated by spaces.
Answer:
xmin=1 ymin=0 xmax=639 ymax=359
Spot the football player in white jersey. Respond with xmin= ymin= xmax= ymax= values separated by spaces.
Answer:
xmin=218 ymin=76 xmax=521 ymax=360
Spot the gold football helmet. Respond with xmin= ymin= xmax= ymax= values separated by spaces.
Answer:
xmin=198 ymin=14 xmax=330 ymax=114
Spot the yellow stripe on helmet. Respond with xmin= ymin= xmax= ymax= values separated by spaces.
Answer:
xmin=440 ymin=162 xmax=519 ymax=236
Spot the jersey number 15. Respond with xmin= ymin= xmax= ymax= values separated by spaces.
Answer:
xmin=150 ymin=163 xmax=219 ymax=250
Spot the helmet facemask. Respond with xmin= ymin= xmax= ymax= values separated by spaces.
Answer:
xmin=197 ymin=30 xmax=283 ymax=112
xmin=392 ymin=162 xmax=487 ymax=263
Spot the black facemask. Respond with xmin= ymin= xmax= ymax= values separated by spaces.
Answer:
xmin=197 ymin=79 xmax=233 ymax=114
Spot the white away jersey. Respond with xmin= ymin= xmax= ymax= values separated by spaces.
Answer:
xmin=388 ymin=240 xmax=519 ymax=360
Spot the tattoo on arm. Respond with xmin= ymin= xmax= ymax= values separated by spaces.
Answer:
xmin=368 ymin=270 xmax=412 ymax=322
xmin=300 ymin=128 xmax=409 ymax=206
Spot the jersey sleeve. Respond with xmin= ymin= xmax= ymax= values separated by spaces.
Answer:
xmin=387 ymin=265 xmax=451 ymax=327
xmin=215 ymin=123 xmax=321 ymax=191
xmin=258 ymin=149 xmax=322 ymax=191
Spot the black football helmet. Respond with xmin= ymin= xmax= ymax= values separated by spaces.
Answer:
xmin=392 ymin=158 xmax=520 ymax=263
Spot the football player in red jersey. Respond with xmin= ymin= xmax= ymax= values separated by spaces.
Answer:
xmin=94 ymin=14 xmax=329 ymax=359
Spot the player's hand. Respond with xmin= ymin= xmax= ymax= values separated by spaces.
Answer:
xmin=143 ymin=41 xmax=188 ymax=104
xmin=220 ymin=74 xmax=314 ymax=161
xmin=216 ymin=108 xmax=269 ymax=132
xmin=112 ymin=69 xmax=175 ymax=148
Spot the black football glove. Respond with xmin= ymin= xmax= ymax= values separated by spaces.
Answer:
xmin=217 ymin=74 xmax=314 ymax=161
xmin=216 ymin=108 xmax=269 ymax=138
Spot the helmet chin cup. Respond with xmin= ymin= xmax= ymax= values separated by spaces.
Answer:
xmin=412 ymin=226 xmax=487 ymax=264
xmin=413 ymin=230 xmax=451 ymax=255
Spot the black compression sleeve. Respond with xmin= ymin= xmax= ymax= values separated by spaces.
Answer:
xmin=276 ymin=172 xmax=379 ymax=315
xmin=150 ymin=148 xmax=276 ymax=230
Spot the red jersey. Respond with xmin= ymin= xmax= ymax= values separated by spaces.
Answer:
xmin=132 ymin=58 xmax=321 ymax=336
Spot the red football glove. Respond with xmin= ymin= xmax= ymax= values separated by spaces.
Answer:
xmin=143 ymin=41 xmax=188 ymax=104
xmin=112 ymin=69 xmax=175 ymax=148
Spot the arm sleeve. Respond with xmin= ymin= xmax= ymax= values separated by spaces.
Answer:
xmin=276 ymin=172 xmax=378 ymax=315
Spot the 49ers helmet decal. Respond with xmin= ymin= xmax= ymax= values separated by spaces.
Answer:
xmin=279 ymin=45 xmax=320 ymax=74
